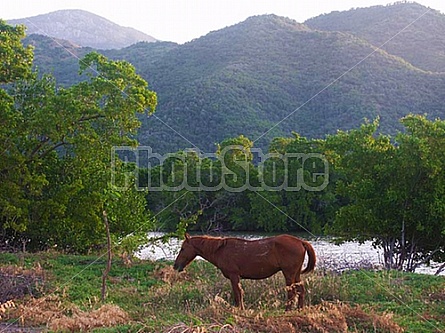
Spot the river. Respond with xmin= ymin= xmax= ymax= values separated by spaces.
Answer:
xmin=136 ymin=232 xmax=444 ymax=276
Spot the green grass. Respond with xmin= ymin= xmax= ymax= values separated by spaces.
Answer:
xmin=0 ymin=252 xmax=444 ymax=332
xmin=307 ymin=269 xmax=445 ymax=332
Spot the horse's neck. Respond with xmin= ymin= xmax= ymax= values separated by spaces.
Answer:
xmin=191 ymin=237 xmax=224 ymax=264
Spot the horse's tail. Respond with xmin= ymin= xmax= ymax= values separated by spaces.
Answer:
xmin=301 ymin=241 xmax=316 ymax=274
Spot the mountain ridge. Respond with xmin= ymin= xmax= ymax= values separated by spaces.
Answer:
xmin=8 ymin=9 xmax=157 ymax=50
xmin=305 ymin=2 xmax=445 ymax=72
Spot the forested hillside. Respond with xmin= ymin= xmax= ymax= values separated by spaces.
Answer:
xmin=136 ymin=13 xmax=445 ymax=153
xmin=22 ymin=3 xmax=445 ymax=154
xmin=305 ymin=2 xmax=445 ymax=73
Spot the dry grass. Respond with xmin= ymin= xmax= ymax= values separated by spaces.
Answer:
xmin=154 ymin=264 xmax=188 ymax=284
xmin=3 ymin=295 xmax=129 ymax=331
xmin=49 ymin=304 xmax=129 ymax=332
xmin=14 ymin=295 xmax=67 ymax=326
xmin=165 ymin=322 xmax=237 ymax=333
xmin=165 ymin=299 xmax=404 ymax=333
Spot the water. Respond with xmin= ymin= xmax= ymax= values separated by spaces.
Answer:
xmin=136 ymin=232 xmax=444 ymax=276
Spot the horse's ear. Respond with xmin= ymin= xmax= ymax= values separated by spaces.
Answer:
xmin=185 ymin=233 xmax=190 ymax=240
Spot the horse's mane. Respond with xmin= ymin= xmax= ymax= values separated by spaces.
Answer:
xmin=190 ymin=235 xmax=228 ymax=254
xmin=195 ymin=235 xmax=252 ymax=241
xmin=196 ymin=235 xmax=225 ymax=240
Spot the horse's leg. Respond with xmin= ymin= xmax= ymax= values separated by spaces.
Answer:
xmin=283 ymin=270 xmax=295 ymax=310
xmin=228 ymin=274 xmax=244 ymax=310
xmin=296 ymin=278 xmax=305 ymax=309
xmin=283 ymin=270 xmax=302 ymax=311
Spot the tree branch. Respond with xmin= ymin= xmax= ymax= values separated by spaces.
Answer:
xmin=78 ymin=114 xmax=105 ymax=122
xmin=28 ymin=136 xmax=50 ymax=160
xmin=38 ymin=140 xmax=67 ymax=160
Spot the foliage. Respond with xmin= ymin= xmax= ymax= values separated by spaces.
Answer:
xmin=0 ymin=21 xmax=157 ymax=252
xmin=145 ymin=136 xmax=257 ymax=232
xmin=0 ymin=21 xmax=34 ymax=236
xmin=325 ymin=116 xmax=445 ymax=271
xmin=0 ymin=20 xmax=33 ymax=83
xmin=146 ymin=134 xmax=332 ymax=234
xmin=251 ymin=134 xmax=332 ymax=233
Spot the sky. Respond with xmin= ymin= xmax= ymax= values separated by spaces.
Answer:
xmin=1 ymin=0 xmax=445 ymax=44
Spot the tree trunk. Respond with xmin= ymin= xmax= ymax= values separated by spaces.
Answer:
xmin=399 ymin=219 xmax=406 ymax=270
xmin=101 ymin=210 xmax=112 ymax=302
xmin=435 ymin=262 xmax=445 ymax=276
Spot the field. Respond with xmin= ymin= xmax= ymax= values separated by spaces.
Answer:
xmin=0 ymin=252 xmax=444 ymax=332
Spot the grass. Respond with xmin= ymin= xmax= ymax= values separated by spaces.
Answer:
xmin=0 ymin=252 xmax=444 ymax=332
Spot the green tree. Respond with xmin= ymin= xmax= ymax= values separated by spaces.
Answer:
xmin=393 ymin=115 xmax=445 ymax=270
xmin=215 ymin=136 xmax=258 ymax=230
xmin=326 ymin=117 xmax=445 ymax=272
xmin=0 ymin=21 xmax=33 ymax=83
xmin=0 ymin=21 xmax=37 ymax=239
xmin=216 ymin=135 xmax=256 ymax=191
xmin=0 ymin=21 xmax=157 ymax=252
xmin=146 ymin=136 xmax=260 ymax=232
xmin=249 ymin=134 xmax=331 ymax=233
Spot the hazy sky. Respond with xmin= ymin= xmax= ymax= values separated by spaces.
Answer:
xmin=1 ymin=0 xmax=444 ymax=43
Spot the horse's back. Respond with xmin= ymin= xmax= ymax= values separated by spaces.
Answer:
xmin=273 ymin=234 xmax=307 ymax=249
xmin=233 ymin=234 xmax=307 ymax=255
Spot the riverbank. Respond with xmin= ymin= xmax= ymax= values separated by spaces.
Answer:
xmin=0 ymin=252 xmax=444 ymax=332
xmin=138 ymin=233 xmax=445 ymax=276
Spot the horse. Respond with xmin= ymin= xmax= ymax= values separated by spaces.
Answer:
xmin=173 ymin=233 xmax=316 ymax=310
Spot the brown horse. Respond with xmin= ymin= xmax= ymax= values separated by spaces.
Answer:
xmin=173 ymin=233 xmax=316 ymax=310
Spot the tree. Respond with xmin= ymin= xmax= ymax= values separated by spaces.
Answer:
xmin=249 ymin=134 xmax=331 ymax=233
xmin=393 ymin=115 xmax=445 ymax=270
xmin=0 ymin=21 xmax=37 ymax=240
xmin=146 ymin=137 xmax=257 ymax=232
xmin=0 ymin=21 xmax=157 ymax=252
xmin=0 ymin=21 xmax=33 ymax=83
xmin=325 ymin=117 xmax=445 ymax=272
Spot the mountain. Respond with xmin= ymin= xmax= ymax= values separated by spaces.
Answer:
xmin=135 ymin=13 xmax=445 ymax=153
xmin=18 ymin=4 xmax=445 ymax=154
xmin=305 ymin=2 xmax=445 ymax=72
xmin=8 ymin=9 xmax=157 ymax=49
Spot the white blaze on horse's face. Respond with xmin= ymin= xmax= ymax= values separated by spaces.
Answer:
xmin=173 ymin=236 xmax=196 ymax=272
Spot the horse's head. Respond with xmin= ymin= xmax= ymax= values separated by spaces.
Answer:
xmin=173 ymin=233 xmax=197 ymax=272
